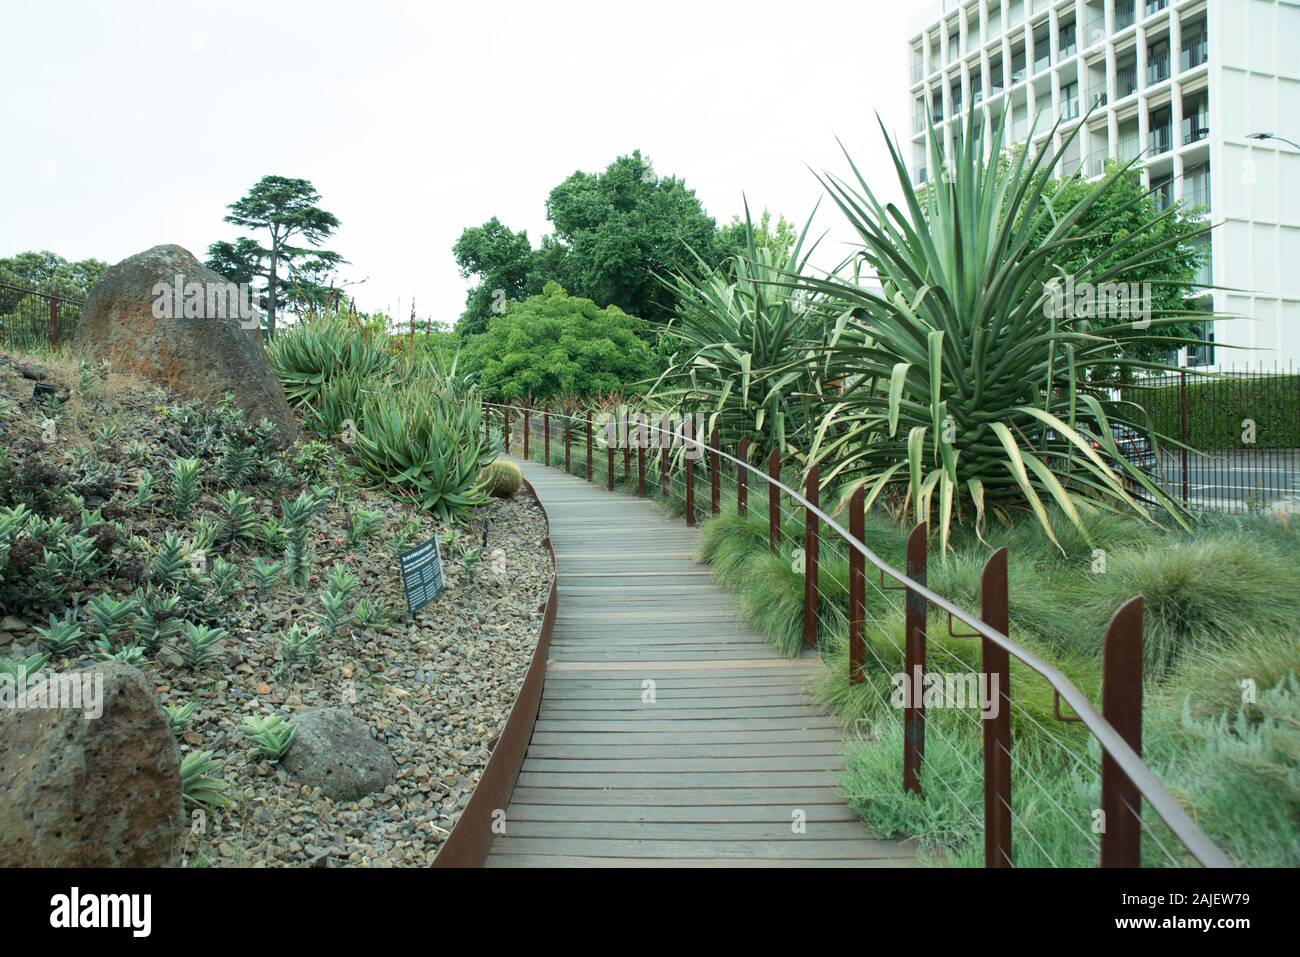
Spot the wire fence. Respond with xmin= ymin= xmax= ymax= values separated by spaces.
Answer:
xmin=0 ymin=282 xmax=85 ymax=350
xmin=1116 ymin=364 xmax=1300 ymax=515
xmin=484 ymin=399 xmax=1234 ymax=869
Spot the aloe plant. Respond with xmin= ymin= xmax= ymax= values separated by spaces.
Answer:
xmin=266 ymin=311 xmax=396 ymax=408
xmin=180 ymin=750 xmax=230 ymax=813
xmin=803 ymin=111 xmax=1208 ymax=549
xmin=242 ymin=714 xmax=297 ymax=761
xmin=352 ymin=379 xmax=497 ymax=521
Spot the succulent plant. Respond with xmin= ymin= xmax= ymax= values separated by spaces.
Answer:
xmin=214 ymin=490 xmax=256 ymax=543
xmin=479 ymin=459 xmax=524 ymax=499
xmin=242 ymin=714 xmax=297 ymax=762
xmin=85 ymin=592 xmax=140 ymax=643
xmin=249 ymin=557 xmax=283 ymax=597
xmin=276 ymin=623 xmax=323 ymax=675
xmin=165 ymin=700 xmax=196 ymax=736
xmin=34 ymin=610 xmax=83 ymax=656
xmin=220 ymin=439 xmax=256 ymax=487
xmin=169 ymin=457 xmax=202 ymax=517
xmin=180 ymin=750 xmax=230 ymax=813
xmin=171 ymin=622 xmax=225 ymax=670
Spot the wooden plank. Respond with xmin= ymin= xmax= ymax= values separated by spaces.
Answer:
xmin=486 ymin=837 xmax=908 ymax=860
xmin=533 ymin=717 xmax=841 ymax=733
xmin=485 ymin=855 xmax=909 ymax=868
xmin=528 ymin=729 xmax=844 ymax=746
xmin=506 ymin=786 xmax=850 ymax=806
xmin=520 ymin=756 xmax=844 ymax=773
xmin=514 ymin=770 xmax=844 ymax=789
xmin=527 ymin=741 xmax=845 ymax=759
xmin=502 ymin=803 xmax=862 ymax=823
xmin=500 ymin=820 xmax=872 ymax=840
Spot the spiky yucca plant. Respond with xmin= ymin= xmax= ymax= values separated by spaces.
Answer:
xmin=650 ymin=201 xmax=835 ymax=460
xmin=805 ymin=112 xmax=1209 ymax=549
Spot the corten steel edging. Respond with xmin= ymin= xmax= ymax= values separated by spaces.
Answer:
xmin=432 ymin=476 xmax=556 ymax=868
xmin=477 ymin=402 xmax=1233 ymax=869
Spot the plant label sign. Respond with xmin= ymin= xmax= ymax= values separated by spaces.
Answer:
xmin=399 ymin=534 xmax=445 ymax=615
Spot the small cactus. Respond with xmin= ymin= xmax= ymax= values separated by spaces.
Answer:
xmin=479 ymin=460 xmax=523 ymax=499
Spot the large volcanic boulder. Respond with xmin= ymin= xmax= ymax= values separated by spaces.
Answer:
xmin=0 ymin=662 xmax=183 ymax=867
xmin=74 ymin=244 xmax=296 ymax=443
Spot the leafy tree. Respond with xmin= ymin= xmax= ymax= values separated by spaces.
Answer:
xmin=206 ymin=176 xmax=344 ymax=334
xmin=454 ymin=151 xmax=733 ymax=333
xmin=716 ymin=208 xmax=799 ymax=265
xmin=0 ymin=251 xmax=107 ymax=300
xmin=452 ymin=218 xmax=547 ymax=337
xmin=1032 ymin=160 xmax=1209 ymax=370
xmin=461 ymin=282 xmax=659 ymax=401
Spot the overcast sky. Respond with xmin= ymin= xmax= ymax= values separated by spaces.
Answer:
xmin=1 ymin=0 xmax=915 ymax=325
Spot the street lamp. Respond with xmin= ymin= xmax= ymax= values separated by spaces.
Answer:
xmin=1247 ymin=131 xmax=1300 ymax=150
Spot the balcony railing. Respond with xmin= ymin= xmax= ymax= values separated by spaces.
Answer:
xmin=1145 ymin=0 xmax=1168 ymax=16
xmin=1148 ymin=124 xmax=1172 ymax=155
xmin=1117 ymin=65 xmax=1138 ymax=98
xmin=1184 ymin=180 xmax=1211 ymax=210
xmin=1034 ymin=52 xmax=1051 ymax=73
xmin=973 ymin=87 xmax=984 ymax=105
xmin=1089 ymin=151 xmax=1109 ymax=176
xmin=1061 ymin=96 xmax=1081 ymax=121
xmin=1181 ymin=35 xmax=1208 ymax=71
xmin=1085 ymin=14 xmax=1106 ymax=46
xmin=1011 ymin=60 xmax=1027 ymax=84
xmin=1088 ymin=80 xmax=1109 ymax=107
xmin=1115 ymin=0 xmax=1136 ymax=30
xmin=914 ymin=112 xmax=927 ymax=134
xmin=912 ymin=62 xmax=924 ymax=84
xmin=1152 ymin=182 xmax=1174 ymax=211
xmin=931 ymin=107 xmax=944 ymax=123
xmin=1182 ymin=114 xmax=1209 ymax=144
xmin=1060 ymin=35 xmax=1078 ymax=58
xmin=1146 ymin=52 xmax=1169 ymax=85
xmin=916 ymin=165 xmax=929 ymax=185
xmin=1117 ymin=135 xmax=1141 ymax=162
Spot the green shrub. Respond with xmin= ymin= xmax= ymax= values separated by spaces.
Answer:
xmin=1082 ymin=532 xmax=1300 ymax=677
xmin=353 ymin=380 xmax=496 ymax=521
xmin=1122 ymin=374 xmax=1300 ymax=449
xmin=479 ymin=459 xmax=523 ymax=499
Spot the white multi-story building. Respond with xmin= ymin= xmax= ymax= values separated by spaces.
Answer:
xmin=905 ymin=0 xmax=1300 ymax=368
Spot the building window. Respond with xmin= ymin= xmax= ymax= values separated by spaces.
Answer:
xmin=1151 ymin=175 xmax=1173 ymax=211
xmin=1059 ymin=20 xmax=1077 ymax=58
xmin=1183 ymin=163 xmax=1211 ymax=209
xmin=1115 ymin=0 xmax=1137 ymax=31
xmin=1061 ymin=81 xmax=1080 ymax=120
xmin=1180 ymin=24 xmax=1208 ymax=71
xmin=1182 ymin=95 xmax=1209 ymax=144
xmin=1147 ymin=39 xmax=1170 ymax=85
xmin=1148 ymin=108 xmax=1172 ymax=154
xmin=1116 ymin=59 xmax=1138 ymax=98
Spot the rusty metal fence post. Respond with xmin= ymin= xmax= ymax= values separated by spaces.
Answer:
xmin=504 ymin=407 xmax=511 ymax=454
xmin=981 ymin=548 xmax=1012 ymax=868
xmin=543 ymin=408 xmax=550 ymax=466
xmin=710 ymin=428 xmax=721 ymax=516
xmin=1101 ymin=596 xmax=1145 ymax=868
xmin=802 ymin=464 xmax=819 ymax=649
xmin=564 ymin=417 xmax=571 ymax=473
xmin=685 ymin=417 xmax=695 ymax=526
xmin=49 ymin=296 xmax=59 ymax=346
xmin=848 ymin=487 xmax=865 ymax=684
xmin=585 ymin=410 xmax=592 ymax=482
xmin=903 ymin=523 xmax=928 ymax=795
xmin=737 ymin=437 xmax=750 ymax=517
xmin=523 ymin=405 xmax=530 ymax=459
xmin=768 ymin=449 xmax=781 ymax=552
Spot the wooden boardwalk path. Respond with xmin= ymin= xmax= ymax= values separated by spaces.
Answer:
xmin=485 ymin=457 xmax=915 ymax=867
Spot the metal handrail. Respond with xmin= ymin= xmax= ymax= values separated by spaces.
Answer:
xmin=483 ymin=399 xmax=1234 ymax=868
